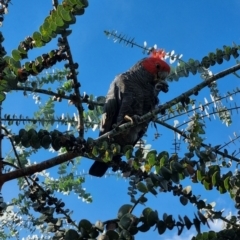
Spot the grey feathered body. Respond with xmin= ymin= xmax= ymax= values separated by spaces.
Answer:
xmin=89 ymin=60 xmax=158 ymax=176
xmin=100 ymin=61 xmax=157 ymax=146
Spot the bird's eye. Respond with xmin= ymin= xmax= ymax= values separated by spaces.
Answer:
xmin=156 ymin=64 xmax=161 ymax=70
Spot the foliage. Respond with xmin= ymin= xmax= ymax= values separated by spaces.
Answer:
xmin=0 ymin=1 xmax=239 ymax=240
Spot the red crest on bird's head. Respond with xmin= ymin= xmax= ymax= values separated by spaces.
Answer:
xmin=141 ymin=49 xmax=170 ymax=77
xmin=150 ymin=49 xmax=166 ymax=60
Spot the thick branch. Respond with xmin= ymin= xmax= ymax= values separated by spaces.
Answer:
xmin=0 ymin=152 xmax=80 ymax=186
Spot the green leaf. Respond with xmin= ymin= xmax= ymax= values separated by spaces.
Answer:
xmin=179 ymin=196 xmax=188 ymax=206
xmin=196 ymin=200 xmax=206 ymax=210
xmin=139 ymin=195 xmax=148 ymax=203
xmin=142 ymin=207 xmax=153 ymax=218
xmin=197 ymin=170 xmax=203 ymax=181
xmin=12 ymin=49 xmax=22 ymax=61
xmin=24 ymin=62 xmax=31 ymax=71
xmin=159 ymin=166 xmax=172 ymax=180
xmin=171 ymin=161 xmax=184 ymax=172
xmin=119 ymin=213 xmax=135 ymax=230
xmin=212 ymin=171 xmax=220 ymax=186
xmin=103 ymin=149 xmax=112 ymax=162
xmin=56 ymin=15 xmax=65 ymax=27
xmin=183 ymin=215 xmax=192 ymax=230
xmin=52 ymin=137 xmax=61 ymax=151
xmin=92 ymin=146 xmax=99 ymax=157
xmin=34 ymin=40 xmax=45 ymax=48
xmin=40 ymin=24 xmax=51 ymax=38
xmin=117 ymin=204 xmax=132 ymax=219
xmin=124 ymin=149 xmax=131 ymax=159
xmin=9 ymin=57 xmax=21 ymax=69
xmin=65 ymin=229 xmax=79 ymax=240
xmin=157 ymin=151 xmax=169 ymax=164
xmin=58 ymin=5 xmax=72 ymax=22
xmin=0 ymin=80 xmax=8 ymax=91
xmin=223 ymin=176 xmax=230 ymax=190
xmin=208 ymin=230 xmax=217 ymax=239
xmin=119 ymin=229 xmax=133 ymax=239
xmin=145 ymin=177 xmax=154 ymax=190
xmin=42 ymin=21 xmax=52 ymax=37
xmin=136 ymin=182 xmax=148 ymax=193
xmin=170 ymin=171 xmax=179 ymax=184
xmin=146 ymin=150 xmax=157 ymax=166
xmin=157 ymin=220 xmax=166 ymax=235
xmin=219 ymin=185 xmax=226 ymax=194
xmin=40 ymin=135 xmax=52 ymax=149
xmin=78 ymin=219 xmax=92 ymax=231
xmin=138 ymin=223 xmax=150 ymax=232
xmin=0 ymin=92 xmax=6 ymax=102
xmin=100 ymin=141 xmax=108 ymax=150
xmin=32 ymin=31 xmax=42 ymax=41
xmin=30 ymin=134 xmax=41 ymax=149
xmin=203 ymin=179 xmax=212 ymax=190
xmin=50 ymin=21 xmax=58 ymax=32
xmin=105 ymin=230 xmax=119 ymax=239
xmin=193 ymin=216 xmax=201 ymax=234
xmin=129 ymin=226 xmax=138 ymax=235
xmin=75 ymin=0 xmax=86 ymax=7
xmin=147 ymin=211 xmax=158 ymax=226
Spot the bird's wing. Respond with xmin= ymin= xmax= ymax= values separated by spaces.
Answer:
xmin=89 ymin=75 xmax=123 ymax=177
xmin=115 ymin=76 xmax=136 ymax=125
xmin=99 ymin=76 xmax=120 ymax=136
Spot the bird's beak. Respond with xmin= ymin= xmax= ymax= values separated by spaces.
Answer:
xmin=157 ymin=71 xmax=169 ymax=80
xmin=155 ymin=80 xmax=169 ymax=93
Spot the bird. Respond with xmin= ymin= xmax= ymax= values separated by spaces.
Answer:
xmin=89 ymin=50 xmax=170 ymax=177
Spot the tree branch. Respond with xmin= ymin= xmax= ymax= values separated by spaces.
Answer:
xmin=156 ymin=120 xmax=240 ymax=163
xmin=52 ymin=0 xmax=85 ymax=138
xmin=13 ymin=86 xmax=104 ymax=106
xmin=97 ymin=64 xmax=240 ymax=141
xmin=0 ymin=151 xmax=80 ymax=186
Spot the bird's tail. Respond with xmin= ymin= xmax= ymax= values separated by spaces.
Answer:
xmin=89 ymin=155 xmax=122 ymax=177
xmin=89 ymin=161 xmax=109 ymax=177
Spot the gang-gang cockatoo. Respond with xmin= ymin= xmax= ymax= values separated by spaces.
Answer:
xmin=89 ymin=50 xmax=170 ymax=177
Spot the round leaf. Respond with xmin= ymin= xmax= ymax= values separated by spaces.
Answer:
xmin=32 ymin=31 xmax=42 ymax=41
xmin=117 ymin=204 xmax=132 ymax=219
xmin=180 ymin=196 xmax=188 ymax=206
xmin=78 ymin=219 xmax=92 ymax=231
xmin=105 ymin=230 xmax=119 ymax=239
xmin=0 ymin=92 xmax=6 ymax=102
xmin=137 ymin=223 xmax=150 ymax=232
xmin=136 ymin=182 xmax=148 ymax=193
xmin=157 ymin=220 xmax=166 ymax=235
xmin=65 ymin=229 xmax=79 ymax=240
xmin=119 ymin=213 xmax=135 ymax=230
xmin=12 ymin=49 xmax=22 ymax=61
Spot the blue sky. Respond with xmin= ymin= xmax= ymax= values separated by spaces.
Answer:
xmin=1 ymin=1 xmax=240 ymax=239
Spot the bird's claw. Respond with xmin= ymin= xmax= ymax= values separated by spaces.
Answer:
xmin=124 ymin=115 xmax=141 ymax=124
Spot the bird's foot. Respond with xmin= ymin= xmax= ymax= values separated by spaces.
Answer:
xmin=124 ymin=115 xmax=141 ymax=124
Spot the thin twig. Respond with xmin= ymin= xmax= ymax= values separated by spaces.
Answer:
xmin=156 ymin=120 xmax=240 ymax=163
xmin=1 ymin=126 xmax=31 ymax=185
xmin=13 ymin=86 xmax=104 ymax=106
